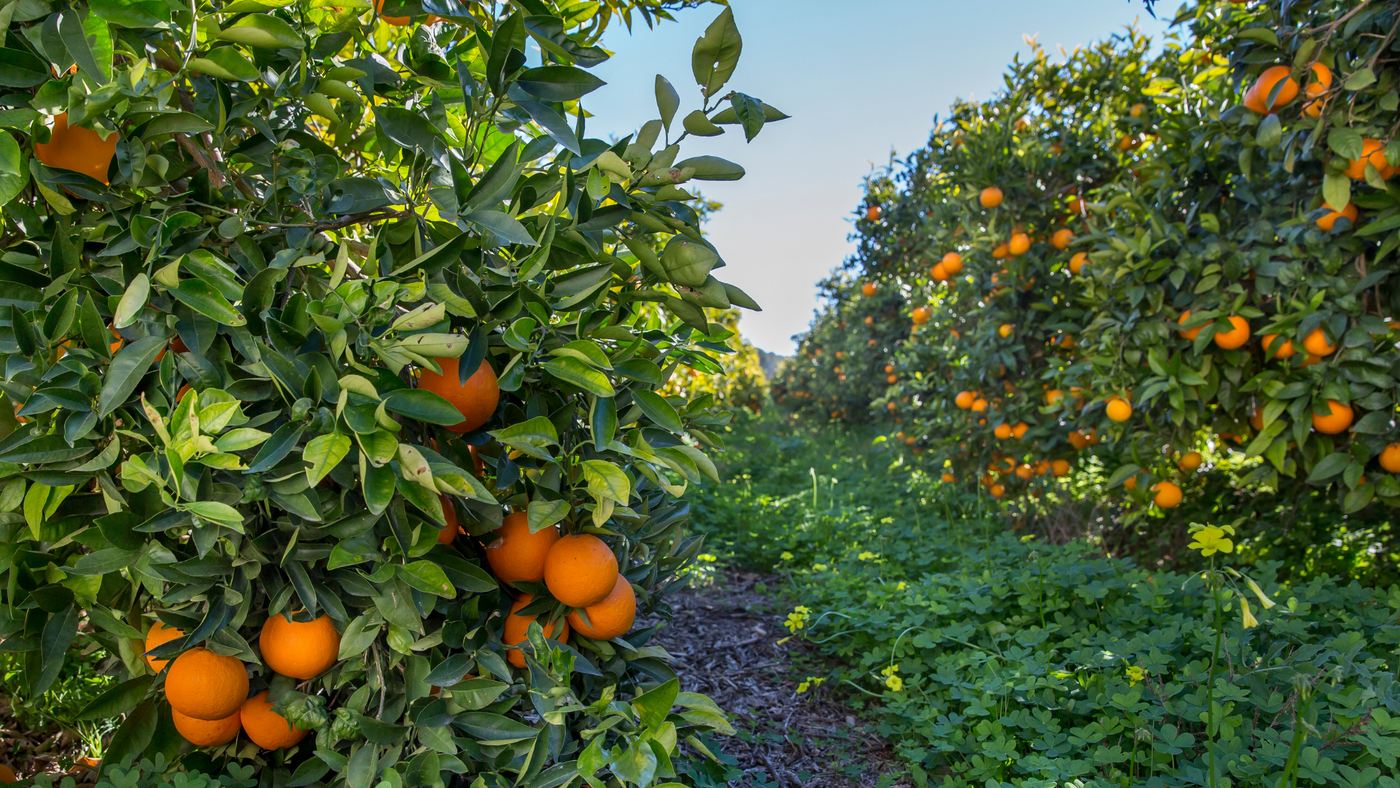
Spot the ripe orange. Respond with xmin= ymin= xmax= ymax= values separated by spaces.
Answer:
xmin=1051 ymin=459 xmax=1070 ymax=477
xmin=35 ymin=113 xmax=118 ymax=184
xmin=566 ymin=574 xmax=636 ymax=640
xmin=980 ymin=187 xmax=1003 ymax=208
xmin=1302 ymin=327 xmax=1335 ymax=356
xmin=866 ymin=205 xmax=880 ymax=221
xmin=240 ymin=691 xmax=307 ymax=750
xmin=1178 ymin=311 xmax=1202 ymax=340
xmin=437 ymin=494 xmax=460 ymax=544
xmin=1068 ymin=430 xmax=1090 ymax=450
xmin=503 ymin=594 xmax=570 ymax=667
xmin=998 ymin=323 xmax=1014 ymax=338
xmin=144 ymin=621 xmax=184 ymax=672
xmin=941 ymin=252 xmax=963 ymax=274
xmin=1379 ymin=443 xmax=1400 ymax=473
xmin=1117 ymin=134 xmax=1141 ymax=151
xmin=931 ymin=263 xmax=949 ymax=282
xmin=1214 ymin=316 xmax=1250 ymax=349
xmin=485 ymin=511 xmax=560 ymax=585
xmin=1178 ymin=452 xmax=1202 ymax=472
xmin=912 ymin=307 xmax=931 ymax=324
xmin=941 ymin=472 xmax=955 ymax=482
xmin=884 ymin=364 xmax=895 ymax=374
xmin=259 ymin=613 xmax=340 ymax=680
xmin=1302 ymin=64 xmax=1332 ymax=117
xmin=1050 ymin=228 xmax=1073 ymax=250
xmin=173 ymin=708 xmax=241 ymax=747
xmin=1008 ymin=233 xmax=1030 ymax=256
xmin=1250 ymin=408 xmax=1265 ymax=431
xmin=989 ymin=483 xmax=1005 ymax=498
xmin=886 ymin=374 xmax=897 ymax=384
xmin=1106 ymin=397 xmax=1132 ymax=422
xmin=971 ymin=398 xmax=988 ymax=412
xmin=864 ymin=316 xmax=874 ymax=326
xmin=992 ymin=243 xmax=1009 ymax=258
xmin=1262 ymin=334 xmax=1296 ymax=359
xmin=1312 ymin=400 xmax=1353 ymax=434
xmin=1015 ymin=464 xmax=1032 ymax=480
xmin=1130 ymin=103 xmax=1146 ymax=117
xmin=1152 ymin=481 xmax=1182 ymax=508
xmin=1045 ymin=389 xmax=1063 ymax=406
xmin=1124 ymin=475 xmax=1138 ymax=491
xmin=1069 ymin=252 xmax=1089 ymax=274
xmin=0 ymin=765 xmax=16 ymax=783
xmin=375 ymin=0 xmax=411 ymax=25
xmin=1346 ymin=139 xmax=1394 ymax=180
xmin=544 ymin=534 xmax=619 ymax=608
xmin=955 ymin=391 xmax=975 ymax=409
xmin=418 ymin=357 xmax=499 ymax=434
xmin=1244 ymin=65 xmax=1298 ymax=114
xmin=994 ymin=423 xmax=1013 ymax=439
xmin=1012 ymin=422 xmax=1029 ymax=439
xmin=1316 ymin=201 xmax=1357 ymax=231
xmin=165 ymin=648 xmax=249 ymax=721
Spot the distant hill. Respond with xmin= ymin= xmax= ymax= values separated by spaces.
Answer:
xmin=755 ymin=348 xmax=787 ymax=381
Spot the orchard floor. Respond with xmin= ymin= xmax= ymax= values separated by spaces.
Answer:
xmin=651 ymin=569 xmax=906 ymax=787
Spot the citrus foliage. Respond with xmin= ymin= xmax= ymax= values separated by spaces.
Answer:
xmin=693 ymin=413 xmax=1400 ymax=788
xmin=774 ymin=0 xmax=1400 ymax=565
xmin=0 ymin=0 xmax=784 ymax=784
xmin=659 ymin=309 xmax=766 ymax=412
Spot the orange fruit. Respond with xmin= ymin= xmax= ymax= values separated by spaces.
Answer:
xmin=375 ymin=0 xmax=411 ymax=25
xmin=1106 ymin=397 xmax=1132 ymax=422
xmin=1178 ymin=452 xmax=1202 ymax=472
xmin=1068 ymin=430 xmax=1090 ymax=450
xmin=240 ymin=691 xmax=307 ymax=750
xmin=1250 ymin=408 xmax=1265 ymax=431
xmin=1344 ymin=139 xmax=1394 ymax=180
xmin=884 ymin=365 xmax=895 ymax=374
xmin=566 ymin=574 xmax=636 ymax=640
xmin=864 ymin=316 xmax=874 ymax=326
xmin=1045 ymin=389 xmax=1063 ymax=406
xmin=1302 ymin=327 xmax=1336 ymax=356
xmin=1008 ymin=233 xmax=1030 ymax=256
xmin=1067 ymin=196 xmax=1084 ymax=214
xmin=418 ymin=357 xmax=500 ymax=434
xmin=1178 ymin=311 xmax=1202 ymax=340
xmin=994 ymin=423 xmax=1013 ymax=439
xmin=1244 ymin=65 xmax=1298 ymax=114
xmin=1012 ymin=422 xmax=1029 ymax=439
xmin=173 ymin=708 xmax=242 ymax=747
xmin=485 ymin=511 xmax=560 ymax=585
xmin=941 ymin=472 xmax=955 ymax=483
xmin=866 ymin=205 xmax=880 ymax=221
xmin=543 ymin=534 xmax=619 ymax=608
xmin=259 ymin=613 xmax=340 ymax=680
xmin=912 ymin=307 xmax=931 ymax=324
xmin=992 ymin=244 xmax=1009 ymax=258
xmin=35 ymin=113 xmax=118 ymax=184
xmin=1051 ymin=229 xmax=1073 ymax=250
xmin=1214 ymin=316 xmax=1251 ymax=349
xmin=862 ymin=282 xmax=877 ymax=296
xmin=1379 ymin=443 xmax=1400 ymax=473
xmin=1124 ymin=475 xmax=1138 ymax=491
xmin=1015 ymin=464 xmax=1032 ymax=480
xmin=0 ymin=765 xmax=16 ymax=783
xmin=1312 ymin=400 xmax=1353 ymax=434
xmin=1309 ymin=62 xmax=1334 ymax=90
xmin=437 ymin=494 xmax=460 ymax=544
xmin=503 ymin=594 xmax=570 ymax=667
xmin=1117 ymin=134 xmax=1141 ymax=151
xmin=1152 ymin=481 xmax=1182 ymax=508
xmin=971 ymin=398 xmax=988 ymax=412
xmin=165 ymin=648 xmax=248 ymax=721
xmin=1302 ymin=353 xmax=1323 ymax=367
xmin=1051 ymin=459 xmax=1070 ymax=477
xmin=989 ymin=483 xmax=1005 ymax=498
xmin=886 ymin=374 xmax=897 ymax=384
xmin=1316 ymin=201 xmax=1357 ymax=230
xmin=980 ymin=187 xmax=1003 ymax=208
xmin=144 ymin=621 xmax=184 ymax=672
xmin=941 ymin=252 xmax=963 ymax=274
xmin=955 ymin=391 xmax=975 ymax=409
xmin=998 ymin=323 xmax=1014 ymax=338
xmin=1262 ymin=334 xmax=1295 ymax=359
xmin=931 ymin=263 xmax=949 ymax=282
xmin=1069 ymin=252 xmax=1089 ymax=274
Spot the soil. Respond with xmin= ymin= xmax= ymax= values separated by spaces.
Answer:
xmin=650 ymin=569 xmax=906 ymax=787
xmin=0 ymin=698 xmax=93 ymax=783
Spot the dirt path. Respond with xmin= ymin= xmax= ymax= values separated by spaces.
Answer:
xmin=651 ymin=570 xmax=905 ymax=787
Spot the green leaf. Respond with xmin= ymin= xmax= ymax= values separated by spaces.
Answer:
xmin=631 ymin=390 xmax=684 ymax=433
xmin=542 ymin=357 xmax=615 ymax=397
xmin=1323 ymin=173 xmax=1351 ymax=213
xmin=1307 ymin=451 xmax=1351 ymax=483
xmin=0 ymin=48 xmax=49 ymax=88
xmin=655 ymin=75 xmax=680 ymax=131
xmin=527 ymin=499 xmax=569 ymax=533
xmin=247 ymin=423 xmax=305 ymax=473
xmin=59 ymin=9 xmax=113 ymax=85
xmin=729 ymin=92 xmax=766 ymax=142
xmin=0 ymin=131 xmax=26 ymax=205
xmin=463 ymin=211 xmax=538 ymax=247
xmin=89 ymin=0 xmax=170 ymax=27
xmin=304 ymin=432 xmax=351 ymax=487
xmin=691 ymin=8 xmax=742 ymax=97
xmin=76 ymin=676 xmax=153 ymax=720
xmin=216 ymin=15 xmax=303 ymax=49
xmin=382 ymin=389 xmax=465 ymax=426
xmin=97 ymin=336 xmax=167 ymax=419
xmin=1344 ymin=67 xmax=1376 ymax=91
xmin=398 ymin=561 xmax=455 ymax=598
xmin=489 ymin=416 xmax=559 ymax=461
xmin=167 ymin=278 xmax=245 ymax=326
xmin=1352 ymin=411 xmax=1393 ymax=434
xmin=515 ymin=66 xmax=606 ymax=102
xmin=682 ymin=110 xmax=723 ymax=137
xmin=189 ymin=48 xmax=261 ymax=82
xmin=674 ymin=155 xmax=745 ymax=181
xmin=376 ymin=106 xmax=441 ymax=153
xmin=454 ymin=712 xmax=541 ymax=745
xmin=632 ymin=677 xmax=679 ymax=731
xmin=142 ymin=112 xmax=215 ymax=137
xmin=1328 ymin=127 xmax=1364 ymax=160
xmin=35 ymin=606 xmax=79 ymax=695
xmin=185 ymin=501 xmax=244 ymax=527
xmin=581 ymin=459 xmax=630 ymax=504
xmin=114 ymin=273 xmax=149 ymax=329
xmin=337 ymin=612 xmax=382 ymax=660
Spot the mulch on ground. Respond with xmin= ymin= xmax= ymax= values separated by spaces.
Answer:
xmin=650 ymin=569 xmax=906 ymax=787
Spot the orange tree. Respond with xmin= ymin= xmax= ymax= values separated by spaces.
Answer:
xmin=775 ymin=0 xmax=1400 ymax=578
xmin=0 ymin=0 xmax=780 ymax=784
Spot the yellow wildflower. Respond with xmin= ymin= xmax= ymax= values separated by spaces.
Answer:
xmin=812 ymin=564 xmax=828 ymax=572
xmin=784 ymin=606 xmax=812 ymax=633
xmin=896 ymin=581 xmax=906 ymax=591
xmin=779 ymin=551 xmax=794 ymax=561
xmin=1245 ymin=577 xmax=1275 ymax=609
xmin=858 ymin=551 xmax=877 ymax=561
xmin=1188 ymin=526 xmax=1234 ymax=556
xmin=1241 ymin=598 xmax=1258 ymax=629
xmin=1126 ymin=666 xmax=1145 ymax=685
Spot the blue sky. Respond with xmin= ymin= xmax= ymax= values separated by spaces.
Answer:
xmin=586 ymin=1 xmax=1171 ymax=355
